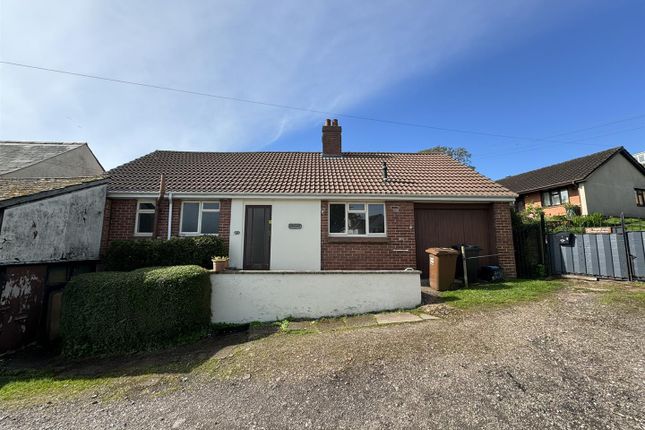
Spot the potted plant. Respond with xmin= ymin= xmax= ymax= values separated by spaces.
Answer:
xmin=211 ymin=256 xmax=229 ymax=272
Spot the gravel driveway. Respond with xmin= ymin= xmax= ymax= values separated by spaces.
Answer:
xmin=1 ymin=282 xmax=644 ymax=429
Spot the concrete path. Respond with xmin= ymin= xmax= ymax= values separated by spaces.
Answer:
xmin=284 ymin=310 xmax=438 ymax=333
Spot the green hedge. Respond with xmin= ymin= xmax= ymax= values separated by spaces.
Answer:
xmin=61 ymin=265 xmax=211 ymax=357
xmin=104 ymin=236 xmax=226 ymax=271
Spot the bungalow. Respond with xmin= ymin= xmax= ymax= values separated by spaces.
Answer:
xmin=498 ymin=147 xmax=645 ymax=218
xmin=103 ymin=120 xmax=517 ymax=280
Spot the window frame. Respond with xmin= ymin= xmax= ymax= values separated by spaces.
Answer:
xmin=179 ymin=200 xmax=221 ymax=236
xmin=541 ymin=188 xmax=570 ymax=207
xmin=328 ymin=202 xmax=387 ymax=237
xmin=636 ymin=189 xmax=645 ymax=207
xmin=134 ymin=199 xmax=156 ymax=237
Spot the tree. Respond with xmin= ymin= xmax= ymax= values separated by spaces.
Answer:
xmin=419 ymin=146 xmax=473 ymax=168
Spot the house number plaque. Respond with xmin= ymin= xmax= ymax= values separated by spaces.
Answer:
xmin=288 ymin=223 xmax=303 ymax=229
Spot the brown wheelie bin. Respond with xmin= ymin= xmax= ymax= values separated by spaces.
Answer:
xmin=426 ymin=247 xmax=459 ymax=291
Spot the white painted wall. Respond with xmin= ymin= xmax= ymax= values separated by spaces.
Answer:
xmin=0 ymin=185 xmax=107 ymax=264
xmin=228 ymin=199 xmax=321 ymax=270
xmin=582 ymin=153 xmax=645 ymax=217
xmin=210 ymin=271 xmax=421 ymax=323
xmin=578 ymin=183 xmax=589 ymax=215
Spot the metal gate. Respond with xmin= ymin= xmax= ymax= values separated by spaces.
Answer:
xmin=548 ymin=230 xmax=642 ymax=280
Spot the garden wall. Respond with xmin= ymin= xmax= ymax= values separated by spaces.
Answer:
xmin=210 ymin=270 xmax=421 ymax=323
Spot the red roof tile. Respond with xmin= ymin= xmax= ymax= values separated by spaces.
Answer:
xmin=108 ymin=151 xmax=515 ymax=199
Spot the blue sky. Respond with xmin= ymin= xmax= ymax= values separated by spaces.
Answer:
xmin=1 ymin=0 xmax=644 ymax=180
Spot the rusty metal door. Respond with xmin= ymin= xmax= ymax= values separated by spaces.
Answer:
xmin=0 ymin=265 xmax=47 ymax=353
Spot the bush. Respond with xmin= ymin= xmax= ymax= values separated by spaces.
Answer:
xmin=61 ymin=265 xmax=211 ymax=357
xmin=546 ymin=212 xmax=610 ymax=233
xmin=104 ymin=236 xmax=226 ymax=271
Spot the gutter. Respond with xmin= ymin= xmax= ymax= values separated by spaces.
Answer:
xmin=107 ymin=191 xmax=517 ymax=203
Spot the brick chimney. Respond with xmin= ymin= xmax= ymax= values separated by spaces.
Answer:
xmin=322 ymin=118 xmax=342 ymax=156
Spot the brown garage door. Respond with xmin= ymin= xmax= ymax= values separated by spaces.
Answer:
xmin=414 ymin=204 xmax=495 ymax=278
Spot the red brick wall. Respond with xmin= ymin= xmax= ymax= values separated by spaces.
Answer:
xmin=523 ymin=185 xmax=580 ymax=217
xmin=492 ymin=202 xmax=517 ymax=278
xmin=101 ymin=197 xmax=231 ymax=254
xmin=320 ymin=201 xmax=416 ymax=270
xmin=101 ymin=198 xmax=137 ymax=255
xmin=218 ymin=199 xmax=231 ymax=249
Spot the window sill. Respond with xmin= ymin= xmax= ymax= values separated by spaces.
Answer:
xmin=179 ymin=233 xmax=220 ymax=237
xmin=327 ymin=236 xmax=389 ymax=243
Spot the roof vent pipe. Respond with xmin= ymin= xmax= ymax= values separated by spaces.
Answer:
xmin=382 ymin=161 xmax=388 ymax=182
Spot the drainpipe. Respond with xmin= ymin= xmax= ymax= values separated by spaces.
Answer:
xmin=152 ymin=174 xmax=166 ymax=239
xmin=167 ymin=192 xmax=173 ymax=240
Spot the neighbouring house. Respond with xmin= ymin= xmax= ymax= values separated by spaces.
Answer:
xmin=498 ymin=147 xmax=645 ymax=218
xmin=0 ymin=141 xmax=107 ymax=353
xmin=0 ymin=141 xmax=104 ymax=178
xmin=103 ymin=119 xmax=517 ymax=283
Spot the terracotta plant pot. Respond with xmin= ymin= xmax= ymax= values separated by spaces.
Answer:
xmin=212 ymin=259 xmax=229 ymax=272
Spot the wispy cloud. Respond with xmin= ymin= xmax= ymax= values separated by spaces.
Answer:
xmin=1 ymin=0 xmax=572 ymax=169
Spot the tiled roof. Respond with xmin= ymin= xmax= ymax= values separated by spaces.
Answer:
xmin=497 ymin=147 xmax=639 ymax=194
xmin=107 ymin=151 xmax=515 ymax=199
xmin=0 ymin=176 xmax=107 ymax=205
xmin=0 ymin=141 xmax=85 ymax=176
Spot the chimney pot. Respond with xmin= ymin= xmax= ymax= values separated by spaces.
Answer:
xmin=322 ymin=119 xmax=342 ymax=156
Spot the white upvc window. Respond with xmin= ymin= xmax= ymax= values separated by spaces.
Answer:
xmin=328 ymin=202 xmax=386 ymax=236
xmin=180 ymin=201 xmax=221 ymax=236
xmin=134 ymin=200 xmax=156 ymax=236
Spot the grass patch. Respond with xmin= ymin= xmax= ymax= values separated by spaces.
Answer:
xmin=599 ymin=289 xmax=645 ymax=308
xmin=439 ymin=279 xmax=565 ymax=309
xmin=0 ymin=374 xmax=114 ymax=404
xmin=283 ymin=329 xmax=318 ymax=335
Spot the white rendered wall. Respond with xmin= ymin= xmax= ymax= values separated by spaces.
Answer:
xmin=211 ymin=271 xmax=421 ymax=323
xmin=0 ymin=185 xmax=106 ymax=264
xmin=578 ymin=183 xmax=589 ymax=215
xmin=228 ymin=199 xmax=321 ymax=270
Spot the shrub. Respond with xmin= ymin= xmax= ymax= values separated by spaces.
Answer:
xmin=521 ymin=204 xmax=543 ymax=221
xmin=104 ymin=236 xmax=226 ymax=271
xmin=563 ymin=203 xmax=580 ymax=219
xmin=61 ymin=265 xmax=211 ymax=357
xmin=571 ymin=212 xmax=604 ymax=228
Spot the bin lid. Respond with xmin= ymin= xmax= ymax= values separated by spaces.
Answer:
xmin=425 ymin=247 xmax=459 ymax=256
xmin=451 ymin=244 xmax=481 ymax=251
